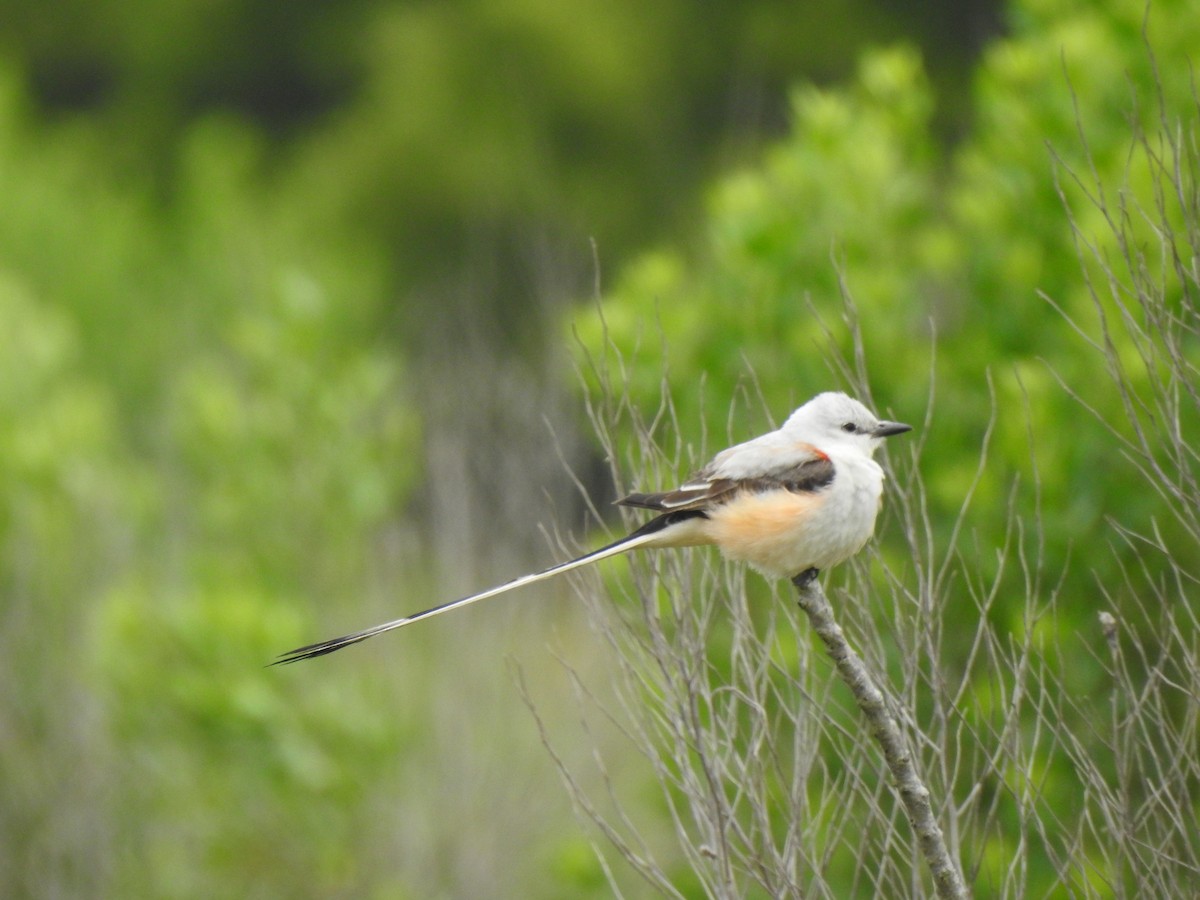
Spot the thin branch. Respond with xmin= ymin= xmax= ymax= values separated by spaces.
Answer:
xmin=793 ymin=575 xmax=970 ymax=900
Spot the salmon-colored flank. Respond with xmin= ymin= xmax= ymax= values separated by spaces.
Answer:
xmin=703 ymin=489 xmax=821 ymax=568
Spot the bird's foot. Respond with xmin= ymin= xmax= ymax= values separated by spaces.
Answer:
xmin=791 ymin=567 xmax=820 ymax=590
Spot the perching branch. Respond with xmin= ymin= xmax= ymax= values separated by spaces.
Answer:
xmin=793 ymin=574 xmax=970 ymax=900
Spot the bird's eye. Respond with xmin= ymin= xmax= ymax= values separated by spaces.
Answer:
xmin=841 ymin=422 xmax=857 ymax=433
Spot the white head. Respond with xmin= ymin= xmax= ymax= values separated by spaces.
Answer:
xmin=783 ymin=392 xmax=911 ymax=456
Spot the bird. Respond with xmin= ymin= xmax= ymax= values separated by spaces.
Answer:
xmin=274 ymin=391 xmax=911 ymax=663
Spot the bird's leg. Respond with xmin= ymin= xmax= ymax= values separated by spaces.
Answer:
xmin=791 ymin=567 xmax=820 ymax=590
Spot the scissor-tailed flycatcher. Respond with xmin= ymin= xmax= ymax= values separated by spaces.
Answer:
xmin=275 ymin=392 xmax=910 ymax=663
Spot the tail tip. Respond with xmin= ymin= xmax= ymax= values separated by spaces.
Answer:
xmin=270 ymin=633 xmax=369 ymax=665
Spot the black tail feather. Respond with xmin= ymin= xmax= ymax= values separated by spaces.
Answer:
xmin=271 ymin=632 xmax=373 ymax=665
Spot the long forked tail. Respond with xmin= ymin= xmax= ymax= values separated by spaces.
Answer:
xmin=272 ymin=529 xmax=663 ymax=664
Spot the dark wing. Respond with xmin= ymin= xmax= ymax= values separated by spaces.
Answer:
xmin=617 ymin=478 xmax=740 ymax=512
xmin=617 ymin=456 xmax=836 ymax=512
xmin=755 ymin=456 xmax=836 ymax=494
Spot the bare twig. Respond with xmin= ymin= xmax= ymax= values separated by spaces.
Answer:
xmin=792 ymin=575 xmax=970 ymax=900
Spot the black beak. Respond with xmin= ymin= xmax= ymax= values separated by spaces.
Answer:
xmin=873 ymin=421 xmax=912 ymax=438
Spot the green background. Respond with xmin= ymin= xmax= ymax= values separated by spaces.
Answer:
xmin=1 ymin=0 xmax=1196 ymax=895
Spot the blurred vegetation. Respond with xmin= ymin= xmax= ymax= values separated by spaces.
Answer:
xmin=573 ymin=0 xmax=1200 ymax=891
xmin=578 ymin=0 xmax=1198 ymax=619
xmin=1 ymin=0 xmax=1196 ymax=896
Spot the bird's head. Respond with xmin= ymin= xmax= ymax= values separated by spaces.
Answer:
xmin=784 ymin=392 xmax=911 ymax=456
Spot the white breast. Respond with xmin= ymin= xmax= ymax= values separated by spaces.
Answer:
xmin=800 ymin=453 xmax=885 ymax=572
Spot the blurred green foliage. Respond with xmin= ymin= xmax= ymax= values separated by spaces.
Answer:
xmin=1 ymin=0 xmax=1195 ymax=895
xmin=574 ymin=2 xmax=1200 ymax=889
xmin=0 ymin=74 xmax=425 ymax=897
xmin=577 ymin=0 xmax=1199 ymax=596
xmin=1 ymin=0 xmax=997 ymax=337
